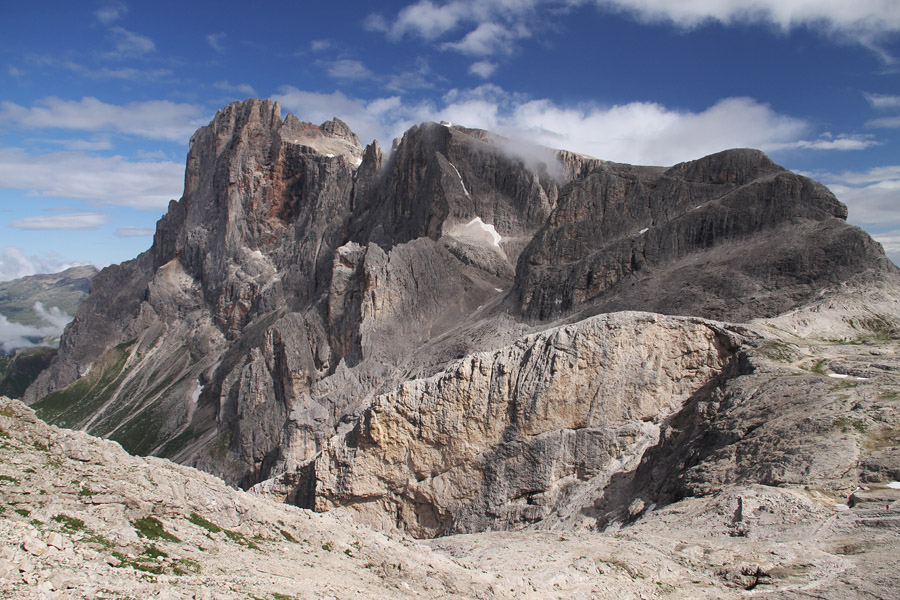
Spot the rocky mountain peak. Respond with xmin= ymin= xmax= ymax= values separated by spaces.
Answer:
xmin=665 ymin=147 xmax=781 ymax=185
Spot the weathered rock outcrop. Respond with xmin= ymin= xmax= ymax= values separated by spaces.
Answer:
xmin=21 ymin=98 xmax=900 ymax=544
xmin=311 ymin=312 xmax=745 ymax=536
xmin=515 ymin=149 xmax=896 ymax=321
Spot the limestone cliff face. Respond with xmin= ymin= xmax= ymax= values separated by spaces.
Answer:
xmin=311 ymin=312 xmax=745 ymax=536
xmin=23 ymin=99 xmax=900 ymax=537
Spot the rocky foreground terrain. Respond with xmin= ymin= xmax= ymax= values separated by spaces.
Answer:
xmin=2 ymin=298 xmax=900 ymax=598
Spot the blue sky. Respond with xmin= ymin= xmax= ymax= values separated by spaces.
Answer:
xmin=1 ymin=0 xmax=899 ymax=280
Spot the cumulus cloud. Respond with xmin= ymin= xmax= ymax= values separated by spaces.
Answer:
xmin=469 ymin=60 xmax=498 ymax=78
xmin=0 ymin=148 xmax=183 ymax=210
xmin=0 ymin=96 xmax=208 ymax=142
xmin=11 ymin=213 xmax=111 ymax=230
xmin=368 ymin=0 xmax=542 ymax=56
xmin=0 ymin=302 xmax=73 ymax=354
xmin=371 ymin=0 xmax=900 ymax=59
xmin=0 ymin=247 xmax=92 ymax=282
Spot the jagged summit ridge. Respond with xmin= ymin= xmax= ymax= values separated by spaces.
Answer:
xmin=22 ymin=99 xmax=900 ymax=535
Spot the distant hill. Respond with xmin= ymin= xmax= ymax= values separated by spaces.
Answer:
xmin=0 ymin=265 xmax=97 ymax=327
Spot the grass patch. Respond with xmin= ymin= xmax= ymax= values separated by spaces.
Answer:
xmin=78 ymin=485 xmax=94 ymax=498
xmin=32 ymin=341 xmax=135 ymax=429
xmin=132 ymin=516 xmax=180 ymax=543
xmin=279 ymin=529 xmax=298 ymax=543
xmin=53 ymin=514 xmax=86 ymax=532
xmin=15 ymin=508 xmax=29 ymax=517
xmin=0 ymin=474 xmax=17 ymax=484
xmin=833 ymin=416 xmax=868 ymax=434
xmin=187 ymin=513 xmax=222 ymax=533
xmin=173 ymin=557 xmax=201 ymax=576
xmin=224 ymin=529 xmax=260 ymax=550
xmin=810 ymin=359 xmax=827 ymax=375
xmin=143 ymin=544 xmax=168 ymax=559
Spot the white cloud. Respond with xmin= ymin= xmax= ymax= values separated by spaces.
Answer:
xmin=0 ymin=247 xmax=92 ymax=282
xmin=460 ymin=93 xmax=811 ymax=165
xmin=323 ymin=59 xmax=374 ymax=81
xmin=373 ymin=0 xmax=900 ymax=59
xmin=469 ymin=60 xmax=498 ymax=78
xmin=868 ymin=116 xmax=900 ymax=128
xmin=11 ymin=213 xmax=111 ymax=230
xmin=106 ymin=26 xmax=156 ymax=59
xmin=592 ymin=0 xmax=900 ymax=32
xmin=0 ymin=302 xmax=74 ymax=354
xmin=95 ymin=3 xmax=127 ymax=25
xmin=115 ymin=226 xmax=155 ymax=237
xmin=0 ymin=96 xmax=208 ymax=142
xmin=865 ymin=92 xmax=900 ymax=110
xmin=0 ymin=148 xmax=183 ymax=210
xmin=443 ymin=22 xmax=529 ymax=56
xmin=207 ymin=32 xmax=226 ymax=53
xmin=769 ymin=133 xmax=879 ymax=151
xmin=310 ymin=39 xmax=332 ymax=52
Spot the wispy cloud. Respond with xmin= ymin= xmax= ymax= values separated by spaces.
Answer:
xmin=214 ymin=81 xmax=257 ymax=97
xmin=0 ymin=302 xmax=74 ymax=354
xmin=115 ymin=226 xmax=155 ymax=237
xmin=105 ymin=26 xmax=155 ymax=59
xmin=769 ymin=133 xmax=880 ymax=151
xmin=11 ymin=213 xmax=111 ymax=230
xmin=0 ymin=148 xmax=183 ymax=210
xmin=95 ymin=2 xmax=128 ymax=25
xmin=865 ymin=92 xmax=900 ymax=128
xmin=207 ymin=32 xmax=226 ymax=53
xmin=322 ymin=59 xmax=374 ymax=81
xmin=0 ymin=96 xmax=208 ymax=142
xmin=0 ymin=247 xmax=92 ymax=282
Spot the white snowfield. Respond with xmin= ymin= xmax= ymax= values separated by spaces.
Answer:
xmin=464 ymin=217 xmax=502 ymax=248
